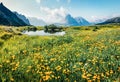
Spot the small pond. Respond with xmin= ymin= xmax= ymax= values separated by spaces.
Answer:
xmin=23 ymin=30 xmax=66 ymax=36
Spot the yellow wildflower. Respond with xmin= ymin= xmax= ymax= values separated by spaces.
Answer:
xmin=42 ymin=75 xmax=51 ymax=81
xmin=0 ymin=65 xmax=2 ymax=68
xmin=82 ymin=74 xmax=87 ymax=79
xmin=110 ymin=70 xmax=113 ymax=74
xmin=87 ymin=74 xmax=92 ymax=77
xmin=45 ymin=71 xmax=52 ymax=75
xmin=55 ymin=66 xmax=61 ymax=71
xmin=10 ymin=77 xmax=14 ymax=81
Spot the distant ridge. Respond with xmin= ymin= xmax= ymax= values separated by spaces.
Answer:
xmin=28 ymin=17 xmax=46 ymax=26
xmin=0 ymin=2 xmax=28 ymax=26
xmin=98 ymin=17 xmax=120 ymax=25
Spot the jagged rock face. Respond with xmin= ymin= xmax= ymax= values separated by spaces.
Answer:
xmin=65 ymin=14 xmax=79 ymax=26
xmin=0 ymin=3 xmax=28 ymax=26
xmin=63 ymin=14 xmax=90 ymax=26
xmin=75 ymin=17 xmax=90 ymax=26
xmin=14 ymin=12 xmax=30 ymax=25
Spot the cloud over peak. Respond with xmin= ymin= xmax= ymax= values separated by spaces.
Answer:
xmin=40 ymin=6 xmax=68 ymax=24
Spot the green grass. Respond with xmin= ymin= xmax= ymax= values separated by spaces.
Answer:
xmin=0 ymin=25 xmax=120 ymax=82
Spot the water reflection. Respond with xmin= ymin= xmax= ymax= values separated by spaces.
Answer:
xmin=23 ymin=30 xmax=65 ymax=36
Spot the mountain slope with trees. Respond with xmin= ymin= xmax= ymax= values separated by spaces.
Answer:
xmin=0 ymin=3 xmax=28 ymax=26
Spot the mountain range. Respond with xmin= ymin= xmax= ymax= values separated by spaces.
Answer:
xmin=17 ymin=13 xmax=120 ymax=26
xmin=0 ymin=2 xmax=120 ymax=26
xmin=25 ymin=14 xmax=91 ymax=26
xmin=0 ymin=3 xmax=28 ymax=26
xmin=54 ymin=14 xmax=91 ymax=26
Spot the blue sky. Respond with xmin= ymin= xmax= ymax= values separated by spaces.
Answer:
xmin=1 ymin=0 xmax=120 ymax=23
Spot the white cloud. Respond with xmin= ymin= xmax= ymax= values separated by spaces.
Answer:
xmin=35 ymin=0 xmax=71 ymax=3
xmin=36 ymin=0 xmax=41 ymax=3
xmin=40 ymin=6 xmax=67 ymax=24
xmin=86 ymin=16 xmax=108 ymax=23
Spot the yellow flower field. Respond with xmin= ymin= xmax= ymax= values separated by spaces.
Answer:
xmin=0 ymin=25 xmax=120 ymax=82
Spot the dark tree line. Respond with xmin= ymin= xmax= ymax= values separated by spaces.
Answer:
xmin=44 ymin=24 xmax=62 ymax=33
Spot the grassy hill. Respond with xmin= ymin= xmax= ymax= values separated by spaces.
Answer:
xmin=0 ymin=25 xmax=120 ymax=82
